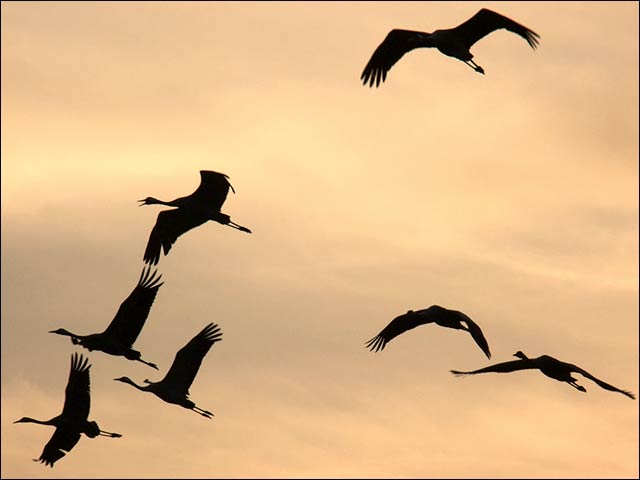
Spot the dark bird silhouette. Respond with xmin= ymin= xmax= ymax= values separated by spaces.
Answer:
xmin=114 ymin=323 xmax=222 ymax=419
xmin=361 ymin=8 xmax=540 ymax=86
xmin=366 ymin=305 xmax=491 ymax=358
xmin=14 ymin=353 xmax=121 ymax=467
xmin=450 ymin=350 xmax=636 ymax=399
xmin=50 ymin=266 xmax=162 ymax=369
xmin=139 ymin=170 xmax=252 ymax=265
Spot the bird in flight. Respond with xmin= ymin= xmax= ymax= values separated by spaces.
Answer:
xmin=139 ymin=170 xmax=252 ymax=265
xmin=366 ymin=305 xmax=491 ymax=359
xmin=361 ymin=8 xmax=540 ymax=87
xmin=14 ymin=353 xmax=122 ymax=467
xmin=49 ymin=266 xmax=162 ymax=369
xmin=114 ymin=323 xmax=223 ymax=419
xmin=451 ymin=350 xmax=636 ymax=399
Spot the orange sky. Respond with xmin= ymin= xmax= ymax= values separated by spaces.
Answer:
xmin=2 ymin=2 xmax=638 ymax=478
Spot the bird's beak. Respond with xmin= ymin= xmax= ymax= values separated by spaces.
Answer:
xmin=137 ymin=199 xmax=145 ymax=207
xmin=48 ymin=330 xmax=56 ymax=333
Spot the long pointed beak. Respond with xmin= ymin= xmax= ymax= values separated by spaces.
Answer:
xmin=137 ymin=199 xmax=146 ymax=207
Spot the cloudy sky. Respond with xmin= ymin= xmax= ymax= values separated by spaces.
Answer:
xmin=1 ymin=1 xmax=638 ymax=478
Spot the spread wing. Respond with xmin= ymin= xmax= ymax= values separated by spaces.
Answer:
xmin=191 ymin=170 xmax=234 ymax=211
xmin=36 ymin=353 xmax=90 ymax=467
xmin=159 ymin=323 xmax=223 ymax=396
xmin=36 ymin=428 xmax=81 ymax=467
xmin=365 ymin=311 xmax=433 ymax=352
xmin=452 ymin=8 xmax=540 ymax=50
xmin=101 ymin=266 xmax=163 ymax=347
xmin=361 ymin=29 xmax=432 ymax=87
xmin=62 ymin=353 xmax=91 ymax=421
xmin=450 ymin=359 xmax=534 ymax=376
xmin=143 ymin=208 xmax=209 ymax=265
xmin=570 ymin=364 xmax=636 ymax=400
xmin=458 ymin=312 xmax=491 ymax=359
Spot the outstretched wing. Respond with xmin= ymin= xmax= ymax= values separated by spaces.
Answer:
xmin=143 ymin=208 xmax=209 ymax=265
xmin=570 ymin=364 xmax=636 ymax=400
xmin=62 ymin=353 xmax=91 ymax=421
xmin=101 ymin=266 xmax=163 ymax=347
xmin=36 ymin=428 xmax=81 ymax=467
xmin=452 ymin=8 xmax=540 ymax=50
xmin=191 ymin=170 xmax=235 ymax=211
xmin=458 ymin=312 xmax=491 ymax=359
xmin=361 ymin=29 xmax=432 ymax=87
xmin=159 ymin=323 xmax=223 ymax=395
xmin=450 ymin=359 xmax=534 ymax=376
xmin=35 ymin=353 xmax=90 ymax=467
xmin=365 ymin=311 xmax=433 ymax=352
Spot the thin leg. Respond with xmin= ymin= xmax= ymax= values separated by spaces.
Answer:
xmin=137 ymin=358 xmax=159 ymax=370
xmin=193 ymin=406 xmax=214 ymax=418
xmin=567 ymin=380 xmax=586 ymax=392
xmin=467 ymin=59 xmax=485 ymax=74
xmin=228 ymin=221 xmax=252 ymax=234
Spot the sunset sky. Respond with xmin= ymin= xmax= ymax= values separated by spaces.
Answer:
xmin=1 ymin=1 xmax=638 ymax=478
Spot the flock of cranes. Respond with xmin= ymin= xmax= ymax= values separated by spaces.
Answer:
xmin=14 ymin=7 xmax=636 ymax=470
xmin=16 ymin=170 xmax=244 ymax=466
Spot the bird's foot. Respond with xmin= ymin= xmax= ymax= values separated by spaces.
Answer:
xmin=475 ymin=66 xmax=485 ymax=74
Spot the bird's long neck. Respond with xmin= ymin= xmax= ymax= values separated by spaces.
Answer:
xmin=121 ymin=377 xmax=150 ymax=392
xmin=50 ymin=329 xmax=83 ymax=345
xmin=146 ymin=197 xmax=179 ymax=207
xmin=17 ymin=417 xmax=56 ymax=426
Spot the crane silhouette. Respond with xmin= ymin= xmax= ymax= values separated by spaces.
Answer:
xmin=14 ymin=353 xmax=122 ymax=467
xmin=366 ymin=305 xmax=491 ymax=358
xmin=139 ymin=170 xmax=252 ymax=265
xmin=451 ymin=350 xmax=636 ymax=399
xmin=361 ymin=8 xmax=540 ymax=87
xmin=114 ymin=323 xmax=222 ymax=418
xmin=49 ymin=266 xmax=162 ymax=369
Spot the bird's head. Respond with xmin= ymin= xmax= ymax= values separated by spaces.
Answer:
xmin=513 ymin=351 xmax=528 ymax=360
xmin=138 ymin=197 xmax=160 ymax=206
xmin=13 ymin=417 xmax=33 ymax=424
xmin=49 ymin=328 xmax=80 ymax=344
xmin=49 ymin=328 xmax=71 ymax=335
xmin=113 ymin=376 xmax=133 ymax=384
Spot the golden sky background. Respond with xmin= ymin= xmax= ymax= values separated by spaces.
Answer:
xmin=1 ymin=1 xmax=638 ymax=478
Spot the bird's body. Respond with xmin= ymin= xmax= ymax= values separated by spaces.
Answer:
xmin=115 ymin=323 xmax=223 ymax=419
xmin=140 ymin=170 xmax=252 ymax=266
xmin=361 ymin=8 xmax=540 ymax=86
xmin=50 ymin=266 xmax=162 ymax=369
xmin=366 ymin=305 xmax=491 ymax=359
xmin=451 ymin=351 xmax=636 ymax=399
xmin=14 ymin=353 xmax=121 ymax=467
